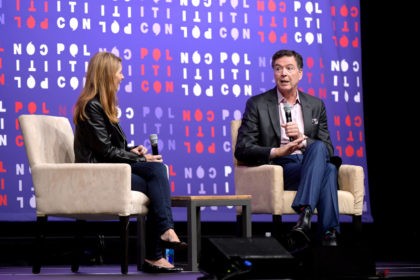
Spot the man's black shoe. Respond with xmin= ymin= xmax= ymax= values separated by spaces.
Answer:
xmin=322 ymin=229 xmax=338 ymax=247
xmin=291 ymin=206 xmax=312 ymax=241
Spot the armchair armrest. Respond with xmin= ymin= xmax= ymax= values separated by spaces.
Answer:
xmin=234 ymin=164 xmax=284 ymax=214
xmin=338 ymin=164 xmax=365 ymax=215
xmin=32 ymin=163 xmax=134 ymax=216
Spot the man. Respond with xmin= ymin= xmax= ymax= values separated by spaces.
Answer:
xmin=234 ymin=49 xmax=340 ymax=249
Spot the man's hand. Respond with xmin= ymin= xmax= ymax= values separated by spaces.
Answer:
xmin=272 ymin=135 xmax=307 ymax=157
xmin=281 ymin=122 xmax=300 ymax=140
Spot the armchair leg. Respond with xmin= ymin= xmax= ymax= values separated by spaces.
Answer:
xmin=120 ymin=216 xmax=130 ymax=274
xmin=32 ymin=216 xmax=47 ymax=274
xmin=352 ymin=215 xmax=363 ymax=243
xmin=272 ymin=214 xmax=283 ymax=240
xmin=71 ymin=220 xmax=85 ymax=273
xmin=136 ymin=216 xmax=146 ymax=271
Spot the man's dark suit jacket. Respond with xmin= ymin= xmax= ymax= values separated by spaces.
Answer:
xmin=235 ymin=87 xmax=336 ymax=167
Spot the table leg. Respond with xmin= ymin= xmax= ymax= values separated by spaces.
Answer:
xmin=196 ymin=203 xmax=202 ymax=269
xmin=186 ymin=203 xmax=198 ymax=271
xmin=242 ymin=203 xmax=252 ymax=238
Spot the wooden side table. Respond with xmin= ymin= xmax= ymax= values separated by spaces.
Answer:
xmin=171 ymin=195 xmax=252 ymax=271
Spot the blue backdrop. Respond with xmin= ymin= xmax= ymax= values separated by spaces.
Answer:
xmin=0 ymin=0 xmax=371 ymax=223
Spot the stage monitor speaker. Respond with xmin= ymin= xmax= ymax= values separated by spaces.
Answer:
xmin=199 ymin=237 xmax=296 ymax=279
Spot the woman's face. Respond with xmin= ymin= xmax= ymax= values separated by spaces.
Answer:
xmin=115 ymin=63 xmax=124 ymax=88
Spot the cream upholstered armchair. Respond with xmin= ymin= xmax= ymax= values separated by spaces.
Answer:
xmin=18 ymin=114 xmax=149 ymax=274
xmin=231 ymin=119 xmax=365 ymax=237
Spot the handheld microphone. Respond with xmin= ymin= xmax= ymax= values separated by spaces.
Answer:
xmin=284 ymin=104 xmax=293 ymax=142
xmin=149 ymin=134 xmax=159 ymax=155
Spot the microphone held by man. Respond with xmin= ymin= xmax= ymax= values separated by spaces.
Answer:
xmin=284 ymin=104 xmax=294 ymax=142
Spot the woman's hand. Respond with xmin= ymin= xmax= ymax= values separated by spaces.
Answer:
xmin=144 ymin=154 xmax=163 ymax=162
xmin=131 ymin=145 xmax=164 ymax=162
xmin=131 ymin=145 xmax=163 ymax=162
xmin=131 ymin=145 xmax=147 ymax=156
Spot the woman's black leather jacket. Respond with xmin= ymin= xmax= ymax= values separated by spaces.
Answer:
xmin=74 ymin=96 xmax=145 ymax=163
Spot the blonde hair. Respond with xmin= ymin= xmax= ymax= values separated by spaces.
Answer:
xmin=73 ymin=51 xmax=122 ymax=124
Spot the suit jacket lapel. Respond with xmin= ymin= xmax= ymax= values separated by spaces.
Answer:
xmin=299 ymin=92 xmax=314 ymax=136
xmin=267 ymin=88 xmax=281 ymax=139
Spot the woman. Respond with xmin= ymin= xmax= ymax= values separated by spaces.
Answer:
xmin=73 ymin=51 xmax=186 ymax=273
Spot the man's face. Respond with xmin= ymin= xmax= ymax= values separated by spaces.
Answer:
xmin=273 ymin=55 xmax=303 ymax=95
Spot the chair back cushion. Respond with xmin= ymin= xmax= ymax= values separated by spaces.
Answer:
xmin=18 ymin=114 xmax=75 ymax=167
xmin=230 ymin=120 xmax=241 ymax=167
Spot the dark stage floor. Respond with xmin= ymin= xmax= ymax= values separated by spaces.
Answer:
xmin=1 ymin=262 xmax=420 ymax=280
xmin=1 ymin=221 xmax=419 ymax=279
xmin=0 ymin=266 xmax=203 ymax=280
